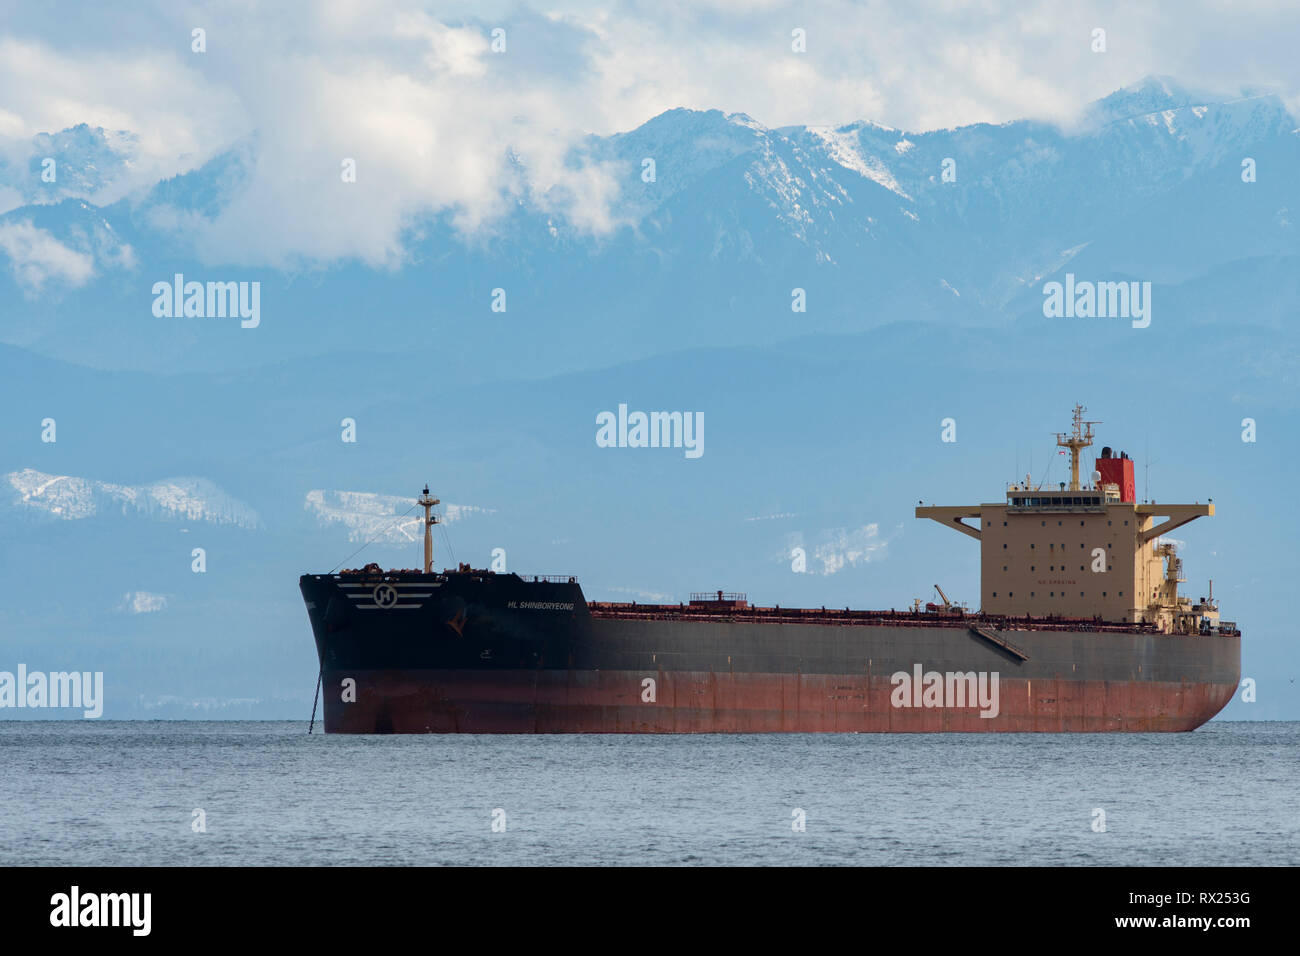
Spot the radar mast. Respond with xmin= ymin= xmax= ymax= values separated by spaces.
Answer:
xmin=1056 ymin=404 xmax=1101 ymax=491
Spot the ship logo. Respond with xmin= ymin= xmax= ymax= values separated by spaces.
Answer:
xmin=338 ymin=580 xmax=439 ymax=610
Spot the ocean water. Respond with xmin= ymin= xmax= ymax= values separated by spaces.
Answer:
xmin=1 ymin=721 xmax=1295 ymax=866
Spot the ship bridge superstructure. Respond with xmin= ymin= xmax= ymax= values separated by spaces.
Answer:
xmin=916 ymin=405 xmax=1228 ymax=635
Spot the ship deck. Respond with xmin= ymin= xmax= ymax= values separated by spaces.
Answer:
xmin=584 ymin=602 xmax=1178 ymax=633
xmin=319 ymin=567 xmax=1237 ymax=637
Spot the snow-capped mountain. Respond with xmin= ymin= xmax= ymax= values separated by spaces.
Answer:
xmin=304 ymin=489 xmax=494 ymax=543
xmin=0 ymin=123 xmax=139 ymax=210
xmin=4 ymin=467 xmax=262 ymax=528
xmin=1 ymin=75 xmax=1294 ymax=375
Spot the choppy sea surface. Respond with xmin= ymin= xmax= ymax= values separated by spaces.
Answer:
xmin=1 ymin=721 xmax=1295 ymax=866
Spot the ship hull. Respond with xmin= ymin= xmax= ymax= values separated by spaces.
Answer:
xmin=301 ymin=572 xmax=1240 ymax=734
xmin=319 ymin=669 xmax=1239 ymax=733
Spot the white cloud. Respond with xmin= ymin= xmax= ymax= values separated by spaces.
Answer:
xmin=604 ymin=586 xmax=674 ymax=602
xmin=0 ymin=36 xmax=246 ymax=203
xmin=1 ymin=1 xmax=1297 ymax=266
xmin=119 ymin=591 xmax=167 ymax=614
xmin=786 ymin=523 xmax=893 ymax=575
xmin=0 ymin=221 xmax=95 ymax=290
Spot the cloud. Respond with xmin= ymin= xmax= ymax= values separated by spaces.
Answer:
xmin=0 ymin=221 xmax=95 ymax=290
xmin=604 ymin=586 xmax=675 ymax=602
xmin=119 ymin=591 xmax=167 ymax=614
xmin=1 ymin=1 xmax=1298 ymax=267
xmin=0 ymin=35 xmax=246 ymax=203
xmin=785 ymin=523 xmax=893 ymax=575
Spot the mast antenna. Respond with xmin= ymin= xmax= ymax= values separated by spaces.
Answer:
xmin=418 ymin=485 xmax=440 ymax=573
xmin=1055 ymin=403 xmax=1102 ymax=491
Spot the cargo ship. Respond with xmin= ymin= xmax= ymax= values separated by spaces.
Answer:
xmin=300 ymin=406 xmax=1240 ymax=733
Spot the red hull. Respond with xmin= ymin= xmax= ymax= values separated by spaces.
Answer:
xmin=324 ymin=670 xmax=1238 ymax=733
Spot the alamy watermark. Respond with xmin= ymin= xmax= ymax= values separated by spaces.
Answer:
xmin=0 ymin=665 xmax=103 ymax=718
xmin=50 ymin=886 xmax=150 ymax=936
xmin=596 ymin=404 xmax=703 ymax=459
xmin=152 ymin=273 xmax=260 ymax=328
xmin=1042 ymin=273 xmax=1150 ymax=329
xmin=890 ymin=663 xmax=1000 ymax=718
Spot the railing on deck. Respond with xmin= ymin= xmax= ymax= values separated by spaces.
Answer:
xmin=690 ymin=591 xmax=747 ymax=604
xmin=587 ymin=601 xmax=1168 ymax=634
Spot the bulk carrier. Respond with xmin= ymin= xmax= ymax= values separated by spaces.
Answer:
xmin=300 ymin=407 xmax=1240 ymax=733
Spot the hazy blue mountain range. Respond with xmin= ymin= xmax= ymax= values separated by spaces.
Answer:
xmin=0 ymin=75 xmax=1295 ymax=718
